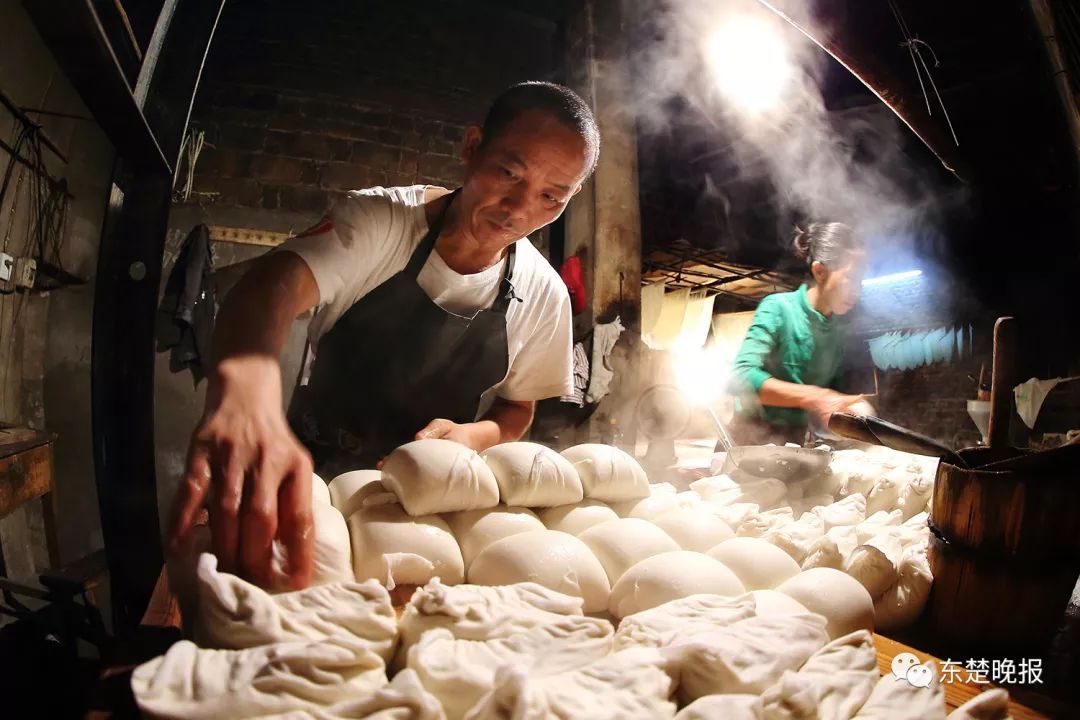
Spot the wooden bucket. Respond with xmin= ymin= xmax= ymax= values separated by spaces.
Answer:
xmin=926 ymin=447 xmax=1080 ymax=652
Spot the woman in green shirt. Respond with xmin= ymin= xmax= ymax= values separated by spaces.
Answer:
xmin=728 ymin=222 xmax=873 ymax=446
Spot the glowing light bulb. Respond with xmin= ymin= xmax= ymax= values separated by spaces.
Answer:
xmin=706 ymin=16 xmax=794 ymax=114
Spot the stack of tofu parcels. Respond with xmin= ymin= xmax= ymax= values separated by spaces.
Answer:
xmin=137 ymin=439 xmax=1013 ymax=719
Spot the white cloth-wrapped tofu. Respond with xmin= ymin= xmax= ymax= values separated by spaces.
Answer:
xmin=760 ymin=630 xmax=879 ymax=720
xmin=560 ymin=443 xmax=650 ymax=502
xmin=407 ymin=616 xmax=613 ymax=720
xmin=468 ymin=529 xmax=611 ymax=613
xmin=845 ymin=544 xmax=899 ymax=601
xmin=751 ymin=589 xmax=812 ymax=618
xmin=579 ymin=518 xmax=680 ymax=585
xmin=613 ymin=593 xmax=757 ymax=651
xmin=672 ymin=613 xmax=830 ymax=703
xmin=445 ymin=505 xmax=545 ymax=572
xmin=707 ymin=538 xmax=801 ymax=590
xmin=382 ymin=439 xmax=499 ymax=516
xmin=947 ymin=688 xmax=1012 ymax=720
xmin=193 ymin=554 xmax=398 ymax=663
xmin=813 ymin=494 xmax=867 ymax=531
xmin=327 ymin=469 xmax=384 ymax=520
xmin=348 ymin=495 xmax=464 ymax=588
xmin=311 ymin=472 xmax=332 ymax=506
xmin=310 ymin=669 xmax=445 ymax=720
xmin=651 ymin=508 xmax=734 ymax=553
xmin=131 ymin=638 xmax=387 ymax=719
xmin=269 ymin=497 xmax=354 ymax=591
xmin=874 ymin=541 xmax=933 ymax=632
xmin=537 ymin=499 xmax=619 ymax=536
xmin=853 ymin=672 xmax=947 ymax=719
xmin=776 ymin=568 xmax=875 ymax=640
xmin=480 ymin=442 xmax=583 ymax=507
xmin=675 ymin=694 xmax=763 ymax=720
xmin=762 ymin=512 xmax=825 ymax=564
xmin=608 ymin=551 xmax=746 ymax=619
xmin=396 ymin=579 xmax=584 ymax=665
xmin=610 ymin=482 xmax=693 ymax=520
xmin=465 ymin=648 xmax=676 ymax=720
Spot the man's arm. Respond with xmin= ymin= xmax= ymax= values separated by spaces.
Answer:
xmin=168 ymin=250 xmax=320 ymax=589
xmin=416 ymin=397 xmax=535 ymax=451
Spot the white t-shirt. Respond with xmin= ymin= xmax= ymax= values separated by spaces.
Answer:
xmin=279 ymin=185 xmax=574 ymax=403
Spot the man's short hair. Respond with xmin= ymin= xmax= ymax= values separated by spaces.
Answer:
xmin=482 ymin=81 xmax=600 ymax=173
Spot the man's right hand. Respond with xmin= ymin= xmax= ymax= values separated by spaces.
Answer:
xmin=167 ymin=356 xmax=315 ymax=589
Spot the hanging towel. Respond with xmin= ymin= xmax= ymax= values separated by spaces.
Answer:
xmin=156 ymin=225 xmax=217 ymax=385
xmin=586 ymin=316 xmax=625 ymax=403
xmin=560 ymin=341 xmax=591 ymax=407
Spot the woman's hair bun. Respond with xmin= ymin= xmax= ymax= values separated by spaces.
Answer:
xmin=792 ymin=224 xmax=814 ymax=265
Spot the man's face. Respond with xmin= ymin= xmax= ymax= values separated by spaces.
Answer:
xmin=458 ymin=109 xmax=592 ymax=245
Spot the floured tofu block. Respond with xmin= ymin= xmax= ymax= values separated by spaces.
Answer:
xmin=468 ymin=529 xmax=610 ymax=613
xmin=407 ymin=615 xmax=613 ymax=719
xmin=708 ymin=537 xmax=801 ymax=590
xmin=194 ymin=553 xmax=398 ymax=663
xmin=396 ymin=578 xmax=584 ymax=665
xmin=269 ymin=498 xmax=354 ymax=591
xmin=675 ymin=694 xmax=763 ymax=720
xmin=538 ymin=499 xmax=619 ymax=536
xmin=608 ymin=551 xmax=746 ymax=619
xmin=674 ymin=612 xmax=830 ymax=702
xmin=445 ymin=505 xmax=545 ymax=571
xmin=131 ymin=638 xmax=387 ymax=719
xmin=348 ymin=494 xmax=464 ymax=588
xmin=480 ymin=442 xmax=583 ymax=507
xmin=465 ymin=647 xmax=676 ymax=720
xmin=579 ymin=518 xmax=681 ymax=585
xmin=651 ymin=508 xmax=734 ymax=552
xmin=761 ymin=629 xmax=878 ymax=720
xmin=776 ymin=567 xmax=875 ymax=640
xmin=613 ymin=593 xmax=757 ymax=650
xmin=560 ymin=443 xmax=650 ymax=501
xmin=382 ymin=439 xmax=499 ymax=516
xmin=327 ymin=469 xmax=384 ymax=520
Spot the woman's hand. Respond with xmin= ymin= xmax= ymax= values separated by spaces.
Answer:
xmin=803 ymin=388 xmax=870 ymax=429
xmin=168 ymin=356 xmax=315 ymax=590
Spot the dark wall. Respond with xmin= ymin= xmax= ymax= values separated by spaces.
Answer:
xmin=184 ymin=0 xmax=561 ymax=215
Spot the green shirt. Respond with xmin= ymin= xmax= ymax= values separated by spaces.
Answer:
xmin=729 ymin=284 xmax=846 ymax=427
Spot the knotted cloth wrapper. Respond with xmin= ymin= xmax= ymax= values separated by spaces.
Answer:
xmin=407 ymin=615 xmax=613 ymax=720
xmin=131 ymin=638 xmax=387 ymax=719
xmin=760 ymin=630 xmax=879 ymax=720
xmin=396 ymin=578 xmax=584 ymax=669
xmin=194 ymin=553 xmax=398 ymax=663
xmin=464 ymin=647 xmax=676 ymax=720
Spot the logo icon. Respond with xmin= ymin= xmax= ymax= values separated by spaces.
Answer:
xmin=891 ymin=652 xmax=936 ymax=688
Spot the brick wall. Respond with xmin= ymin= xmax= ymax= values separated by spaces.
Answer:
xmin=183 ymin=0 xmax=560 ymax=216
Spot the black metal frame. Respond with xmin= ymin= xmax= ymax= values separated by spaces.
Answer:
xmin=22 ymin=0 xmax=226 ymax=636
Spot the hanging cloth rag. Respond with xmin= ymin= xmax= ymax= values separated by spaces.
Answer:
xmin=156 ymin=224 xmax=217 ymax=385
xmin=585 ymin=315 xmax=625 ymax=403
xmin=559 ymin=255 xmax=587 ymax=315
xmin=641 ymin=281 xmax=666 ymax=339
xmin=1014 ymin=375 xmax=1080 ymax=429
xmin=560 ymin=340 xmax=591 ymax=407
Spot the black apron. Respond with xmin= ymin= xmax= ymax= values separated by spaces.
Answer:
xmin=288 ymin=192 xmax=517 ymax=477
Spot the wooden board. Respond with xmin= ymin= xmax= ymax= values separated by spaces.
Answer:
xmin=0 ymin=442 xmax=53 ymax=518
xmin=873 ymin=634 xmax=1049 ymax=719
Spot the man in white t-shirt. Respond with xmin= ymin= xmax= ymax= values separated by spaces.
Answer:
xmin=169 ymin=82 xmax=599 ymax=588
